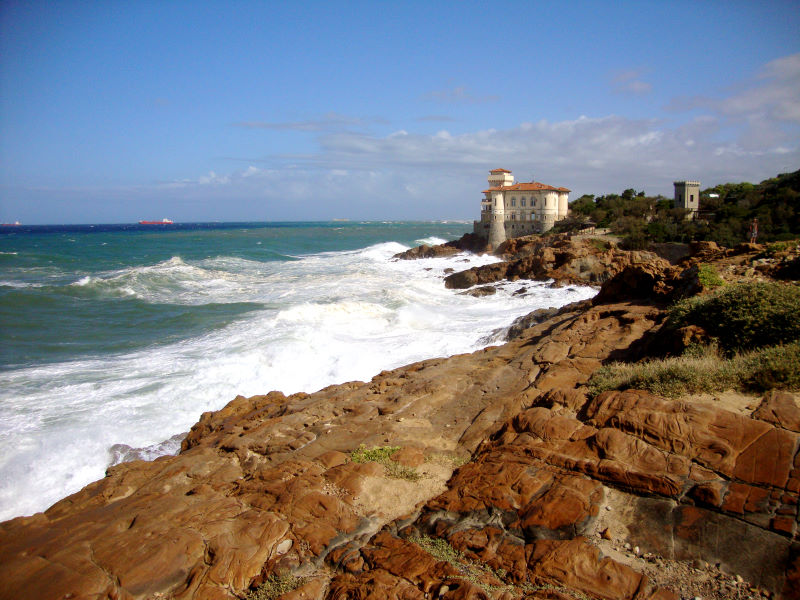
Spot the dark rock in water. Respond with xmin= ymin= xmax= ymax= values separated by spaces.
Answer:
xmin=394 ymin=244 xmax=460 ymax=260
xmin=506 ymin=306 xmax=559 ymax=340
xmin=393 ymin=233 xmax=487 ymax=260
xmin=513 ymin=286 xmax=527 ymax=295
xmin=461 ymin=285 xmax=496 ymax=297
xmin=443 ymin=268 xmax=454 ymax=274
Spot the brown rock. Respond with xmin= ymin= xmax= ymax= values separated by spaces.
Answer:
xmin=753 ymin=391 xmax=800 ymax=432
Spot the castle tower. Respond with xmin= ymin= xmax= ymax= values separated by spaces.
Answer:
xmin=487 ymin=169 xmax=511 ymax=247
xmin=674 ymin=180 xmax=700 ymax=219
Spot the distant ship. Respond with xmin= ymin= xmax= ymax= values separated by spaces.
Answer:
xmin=1 ymin=221 xmax=21 ymax=226
xmin=138 ymin=218 xmax=174 ymax=225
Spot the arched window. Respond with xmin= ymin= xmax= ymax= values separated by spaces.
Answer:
xmin=511 ymin=197 xmax=516 ymax=207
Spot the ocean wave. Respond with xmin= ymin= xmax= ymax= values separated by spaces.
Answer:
xmin=66 ymin=256 xmax=265 ymax=305
xmin=414 ymin=236 xmax=448 ymax=246
xmin=0 ymin=228 xmax=598 ymax=521
xmin=0 ymin=280 xmax=45 ymax=288
xmin=108 ymin=433 xmax=186 ymax=466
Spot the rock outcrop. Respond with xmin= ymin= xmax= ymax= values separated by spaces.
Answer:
xmin=443 ymin=235 xmax=664 ymax=289
xmin=393 ymin=233 xmax=487 ymax=260
xmin=1 ymin=243 xmax=798 ymax=600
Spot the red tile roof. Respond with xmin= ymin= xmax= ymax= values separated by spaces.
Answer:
xmin=482 ymin=182 xmax=571 ymax=193
xmin=489 ymin=168 xmax=511 ymax=173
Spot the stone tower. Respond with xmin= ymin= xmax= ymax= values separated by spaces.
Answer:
xmin=674 ymin=180 xmax=700 ymax=219
xmin=487 ymin=169 xmax=512 ymax=248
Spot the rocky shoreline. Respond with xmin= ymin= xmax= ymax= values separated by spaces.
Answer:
xmin=1 ymin=234 xmax=799 ymax=600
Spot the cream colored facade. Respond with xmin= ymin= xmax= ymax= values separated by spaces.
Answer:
xmin=473 ymin=169 xmax=570 ymax=246
xmin=674 ymin=180 xmax=700 ymax=219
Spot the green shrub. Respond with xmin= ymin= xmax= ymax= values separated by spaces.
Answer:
xmin=697 ymin=264 xmax=725 ymax=288
xmin=587 ymin=238 xmax=611 ymax=252
xmin=621 ymin=231 xmax=648 ymax=250
xmin=667 ymin=282 xmax=800 ymax=352
xmin=763 ymin=241 xmax=792 ymax=256
xmin=742 ymin=342 xmax=800 ymax=390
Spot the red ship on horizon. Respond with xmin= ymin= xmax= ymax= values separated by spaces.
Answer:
xmin=138 ymin=218 xmax=174 ymax=225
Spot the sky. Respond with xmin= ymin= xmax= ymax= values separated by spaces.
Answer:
xmin=1 ymin=0 xmax=799 ymax=224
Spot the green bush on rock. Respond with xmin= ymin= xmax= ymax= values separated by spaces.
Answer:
xmin=667 ymin=282 xmax=800 ymax=353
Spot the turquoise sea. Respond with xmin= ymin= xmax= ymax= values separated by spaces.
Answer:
xmin=0 ymin=221 xmax=597 ymax=520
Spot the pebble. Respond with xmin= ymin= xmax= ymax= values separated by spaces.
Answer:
xmin=633 ymin=545 xmax=640 ymax=556
xmin=624 ymin=542 xmax=631 ymax=550
xmin=735 ymin=574 xmax=744 ymax=583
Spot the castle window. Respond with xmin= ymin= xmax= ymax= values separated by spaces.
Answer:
xmin=521 ymin=198 xmax=526 ymax=207
xmin=511 ymin=197 xmax=516 ymax=207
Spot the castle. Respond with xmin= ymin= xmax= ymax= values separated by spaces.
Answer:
xmin=473 ymin=169 xmax=570 ymax=247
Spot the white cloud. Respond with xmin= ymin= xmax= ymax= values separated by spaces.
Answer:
xmin=612 ymin=69 xmax=653 ymax=95
xmin=197 ymin=171 xmax=230 ymax=185
xmin=156 ymin=54 xmax=799 ymax=217
xmin=719 ymin=53 xmax=800 ymax=123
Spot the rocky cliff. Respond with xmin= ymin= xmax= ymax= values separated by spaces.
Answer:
xmin=1 ymin=239 xmax=799 ymax=600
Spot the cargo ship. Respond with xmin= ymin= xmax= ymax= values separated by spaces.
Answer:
xmin=138 ymin=218 xmax=174 ymax=225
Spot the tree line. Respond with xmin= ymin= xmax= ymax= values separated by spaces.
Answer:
xmin=557 ymin=169 xmax=800 ymax=248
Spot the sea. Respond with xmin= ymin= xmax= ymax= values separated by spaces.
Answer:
xmin=0 ymin=221 xmax=597 ymax=521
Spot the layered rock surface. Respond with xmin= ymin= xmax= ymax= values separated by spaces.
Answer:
xmin=1 ymin=242 xmax=798 ymax=600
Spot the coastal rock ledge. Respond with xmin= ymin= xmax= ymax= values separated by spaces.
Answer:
xmin=1 ymin=243 xmax=799 ymax=600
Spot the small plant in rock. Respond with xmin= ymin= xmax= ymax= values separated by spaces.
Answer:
xmin=762 ymin=241 xmax=792 ymax=257
xmin=246 ymin=572 xmax=305 ymax=600
xmin=587 ymin=238 xmax=612 ymax=252
xmin=697 ymin=264 xmax=725 ymax=289
xmin=350 ymin=444 xmax=421 ymax=481
xmin=350 ymin=444 xmax=400 ymax=463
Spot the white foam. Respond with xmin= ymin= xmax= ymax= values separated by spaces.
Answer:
xmin=0 ymin=244 xmax=597 ymax=521
xmin=414 ymin=236 xmax=448 ymax=246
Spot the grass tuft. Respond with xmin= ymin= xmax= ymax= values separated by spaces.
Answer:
xmin=697 ymin=264 xmax=725 ymax=288
xmin=588 ymin=342 xmax=800 ymax=398
xmin=246 ymin=572 xmax=305 ymax=600
xmin=350 ymin=444 xmax=421 ymax=481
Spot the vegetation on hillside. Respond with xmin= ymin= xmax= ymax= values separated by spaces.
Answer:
xmin=588 ymin=282 xmax=800 ymax=397
xmin=560 ymin=169 xmax=800 ymax=248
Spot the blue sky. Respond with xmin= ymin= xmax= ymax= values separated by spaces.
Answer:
xmin=1 ymin=0 xmax=799 ymax=224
